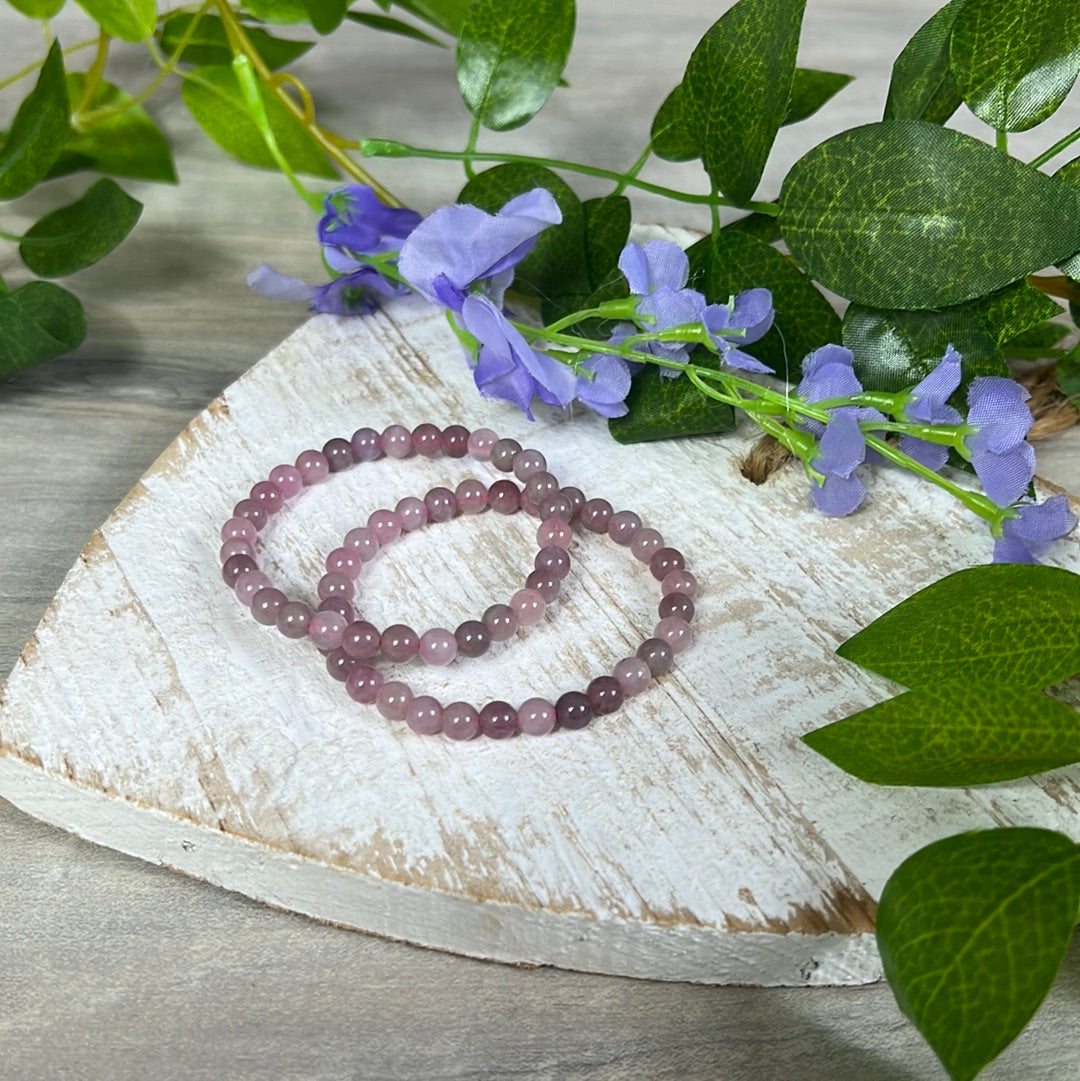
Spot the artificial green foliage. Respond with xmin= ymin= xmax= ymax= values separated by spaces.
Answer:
xmin=722 ymin=212 xmax=782 ymax=245
xmin=242 ymin=0 xmax=308 ymax=24
xmin=182 ymin=64 xmax=336 ymax=176
xmin=836 ymin=565 xmax=1080 ymax=691
xmin=803 ymin=681 xmax=1080 ymax=786
xmin=74 ymin=0 xmax=156 ymax=42
xmin=883 ymin=0 xmax=964 ymax=124
xmin=780 ymin=120 xmax=1080 ymax=309
xmin=346 ymin=12 xmax=444 ymax=46
xmin=456 ymin=0 xmax=575 ymax=131
xmin=681 ymin=0 xmax=806 ymax=204
xmin=6 ymin=0 xmax=65 ymax=18
xmin=0 ymin=280 xmax=86 ymax=377
xmin=950 ymin=0 xmax=1080 ymax=133
xmin=160 ymin=14 xmax=314 ymax=69
xmin=301 ymin=0 xmax=347 ymax=35
xmin=0 ymin=42 xmax=68 ymax=200
xmin=19 ymin=178 xmax=142 ymax=277
xmin=783 ymin=68 xmax=852 ymax=126
xmin=388 ymin=0 xmax=470 ymax=36
xmin=609 ymin=362 xmax=735 ymax=443
xmin=649 ymin=86 xmax=697 ymax=164
xmin=877 ymin=830 xmax=1080 ymax=1081
xmin=580 ymin=195 xmax=630 ymax=293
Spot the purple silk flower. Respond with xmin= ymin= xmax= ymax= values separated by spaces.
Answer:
xmin=992 ymin=495 xmax=1077 ymax=564
xmin=896 ymin=345 xmax=964 ymax=472
xmin=963 ymin=376 xmax=1036 ymax=507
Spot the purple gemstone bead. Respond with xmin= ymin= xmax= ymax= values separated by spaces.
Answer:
xmin=222 ymin=553 xmax=258 ymax=587
xmin=276 ymin=601 xmax=313 ymax=639
xmin=536 ymin=492 xmax=574 ymax=522
xmin=221 ymin=516 xmax=257 ymax=544
xmin=368 ymin=509 xmax=403 ymax=545
xmin=488 ymin=480 xmax=521 ymax=515
xmin=346 ymin=664 xmax=383 ymax=702
xmin=518 ymin=697 xmax=557 ymax=736
xmin=580 ymin=498 xmax=612 ymax=533
xmin=555 ymin=691 xmax=592 ymax=730
xmin=317 ymin=596 xmax=354 ymax=623
xmin=381 ymin=424 xmax=412 ymax=459
xmin=442 ymin=424 xmax=470 ymax=458
xmin=523 ymin=470 xmax=559 ymax=505
xmin=325 ymin=546 xmax=362 ymax=579
xmin=442 ymin=701 xmax=481 ymax=740
xmin=251 ymin=587 xmax=287 ymax=626
xmin=232 ymin=499 xmax=267 ymax=531
xmin=587 ymin=676 xmax=624 ymax=716
xmin=375 ymin=680 xmax=412 ymax=720
xmin=405 ymin=695 xmax=443 ymax=735
xmin=424 ymin=486 xmax=456 ymax=523
xmin=342 ymin=620 xmax=381 ymax=660
xmin=455 ymin=478 xmax=489 ymax=514
xmin=636 ymin=637 xmax=674 ymax=676
xmin=249 ymin=480 xmax=284 ymax=514
xmin=411 ymin=422 xmax=442 ymax=457
xmin=534 ymin=545 xmax=571 ymax=580
xmin=317 ymin=572 xmax=354 ymax=602
xmin=654 ymin=616 xmax=694 ymax=654
xmin=395 ymin=496 xmax=428 ymax=532
xmin=322 ymin=437 xmax=354 ymax=472
xmin=381 ymin=624 xmax=420 ymax=663
xmin=234 ymin=570 xmax=270 ymax=606
xmin=661 ymin=569 xmax=698 ymax=597
xmin=510 ymin=588 xmax=545 ymax=627
xmin=613 ymin=657 xmax=651 ymax=697
xmin=479 ymin=700 xmax=518 ymax=739
xmin=659 ymin=592 xmax=695 ymax=622
xmin=454 ymin=620 xmax=491 ymax=658
xmin=220 ymin=538 xmax=254 ymax=563
xmin=630 ymin=527 xmax=664 ymax=562
xmin=650 ymin=547 xmax=686 ymax=581
xmin=608 ymin=510 xmax=642 ymax=546
xmin=325 ymin=648 xmax=359 ymax=682
xmin=419 ymin=628 xmax=457 ymax=666
xmin=525 ymin=569 xmax=561 ymax=603
xmin=344 ymin=526 xmax=380 ymax=561
xmin=490 ymin=438 xmax=522 ymax=472
xmin=466 ymin=427 xmax=498 ymax=460
xmin=350 ymin=426 xmax=382 ymax=462
xmin=295 ymin=449 xmax=329 ymax=486
xmin=268 ymin=464 xmax=303 ymax=500
xmin=512 ymin=448 xmax=547 ymax=481
xmin=560 ymin=487 xmax=585 ymax=521
xmin=483 ymin=603 xmax=518 ymax=642
xmin=537 ymin=517 xmax=572 ymax=550
xmin=309 ymin=610 xmax=347 ymax=650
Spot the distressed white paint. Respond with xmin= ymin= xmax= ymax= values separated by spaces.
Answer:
xmin=1 ymin=291 xmax=1078 ymax=986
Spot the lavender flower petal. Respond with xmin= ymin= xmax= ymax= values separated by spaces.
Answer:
xmin=318 ymin=184 xmax=422 ymax=256
xmin=811 ymin=473 xmax=866 ymax=516
xmin=247 ymin=264 xmax=317 ymax=302
xmin=966 ymin=377 xmax=1033 ymax=454
xmin=575 ymin=354 xmax=632 ymax=418
xmin=618 ymin=240 xmax=690 ymax=295
xmin=993 ymin=495 xmax=1078 ymax=563
xmin=901 ymin=345 xmax=963 ymax=424
xmin=899 ymin=434 xmax=950 ymax=473
xmin=798 ymin=344 xmax=863 ymax=403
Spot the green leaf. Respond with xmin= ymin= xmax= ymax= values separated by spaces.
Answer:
xmin=950 ymin=0 xmax=1080 ymax=132
xmin=300 ymin=0 xmax=347 ymax=34
xmin=681 ymin=0 xmax=806 ymax=204
xmin=392 ymin=0 xmax=468 ymax=36
xmin=0 ymin=281 xmax=86 ymax=377
xmin=687 ymin=229 xmax=841 ymax=383
xmin=241 ymin=0 xmax=308 ymax=25
xmin=783 ymin=68 xmax=852 ymax=126
xmin=877 ymin=829 xmax=1080 ymax=1081
xmin=456 ymin=0 xmax=575 ymax=131
xmin=19 ymin=178 xmax=142 ymax=278
xmin=6 ymin=0 xmax=65 ymax=17
xmin=837 ymin=564 xmax=1080 ymax=690
xmin=580 ymin=195 xmax=630 ymax=293
xmin=160 ymin=14 xmax=314 ymax=69
xmin=53 ymin=74 xmax=176 ymax=183
xmin=0 ymin=42 xmax=69 ymax=201
xmin=75 ymin=0 xmax=156 ymax=42
xmin=181 ymin=64 xmax=336 ymax=177
xmin=803 ymin=681 xmax=1080 ymax=786
xmin=458 ymin=163 xmax=589 ymax=308
xmin=884 ymin=0 xmax=965 ymax=124
xmin=722 ymin=212 xmax=782 ymax=245
xmin=779 ymin=120 xmax=1080 ymax=309
xmin=1003 ymin=321 xmax=1067 ymax=353
xmin=649 ymin=85 xmax=698 ymax=163
xmin=347 ymin=11 xmax=443 ymax=45
xmin=608 ymin=360 xmax=736 ymax=444
xmin=1053 ymin=157 xmax=1080 ymax=278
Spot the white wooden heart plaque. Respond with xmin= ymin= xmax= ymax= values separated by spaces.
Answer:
xmin=2 ymin=290 xmax=1078 ymax=987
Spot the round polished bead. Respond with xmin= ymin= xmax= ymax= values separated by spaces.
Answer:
xmin=488 ymin=480 xmax=521 ymax=515
xmin=268 ymin=464 xmax=304 ymax=499
xmin=325 ymin=546 xmax=362 ymax=579
xmin=580 ymin=498 xmax=613 ymax=533
xmin=221 ymin=516 xmax=257 ymax=544
xmin=608 ymin=510 xmax=642 ymax=546
xmin=661 ymin=569 xmax=698 ymax=598
xmin=587 ymin=676 xmax=624 ymax=716
xmin=560 ymin=486 xmax=585 ymax=521
xmin=222 ymin=553 xmax=257 ymax=587
xmin=375 ymin=680 xmax=413 ymax=720
xmin=317 ymin=572 xmax=354 ymax=601
xmin=510 ymin=588 xmax=546 ymax=626
xmin=466 ymin=427 xmax=498 ymax=460
xmin=454 ymin=620 xmax=491 ymax=658
xmin=479 ymin=700 xmax=518 ymax=739
xmin=518 ymin=697 xmax=557 ymax=736
xmin=381 ymin=624 xmax=420 ymax=663
xmin=276 ymin=601 xmax=313 ymax=639
xmin=523 ymin=470 xmax=559 ymax=505
xmin=232 ymin=499 xmax=267 ymax=530
xmin=325 ymin=648 xmax=359 ymax=682
xmin=613 ymin=657 xmax=651 ymax=697
xmin=411 ymin=422 xmax=442 ymax=457
xmin=234 ymin=570 xmax=270 ymax=606
xmin=636 ymin=637 xmax=674 ymax=676
xmin=650 ymin=547 xmax=686 ymax=581
xmin=536 ymin=492 xmax=575 ymax=522
xmin=395 ymin=496 xmax=428 ymax=532
xmin=512 ymin=448 xmax=547 ymax=481
xmin=424 ymin=486 xmax=456 ymax=523
xmin=308 ymin=610 xmax=347 ymax=650
xmin=630 ymin=527 xmax=665 ymax=562
xmin=344 ymin=526 xmax=380 ymax=561
xmin=525 ymin=569 xmax=561 ymax=602
xmin=295 ymin=449 xmax=329 ymax=485
xmin=406 ymin=695 xmax=444 ymax=735
xmin=220 ymin=537 xmax=254 ymax=563
xmin=317 ymin=596 xmax=354 ymax=623
xmin=442 ymin=424 xmax=470 ymax=458
xmin=345 ymin=664 xmax=383 ymax=703
xmin=537 ymin=517 xmax=572 ymax=550
xmin=322 ymin=437 xmax=354 ymax=472
xmin=659 ymin=592 xmax=695 ymax=622
xmin=556 ymin=691 xmax=593 ymax=730
xmin=655 ymin=615 xmax=694 ymax=654
xmin=349 ymin=426 xmax=382 ymax=462
xmin=342 ymin=620 xmax=381 ymax=660
xmin=381 ymin=424 xmax=412 ymax=459
xmin=455 ymin=478 xmax=489 ymax=514
xmin=442 ymin=701 xmax=481 ymax=740
xmin=250 ymin=480 xmax=284 ymax=513
xmin=483 ymin=603 xmax=518 ymax=642
xmin=419 ymin=628 xmax=457 ymax=666
xmin=534 ymin=545 xmax=571 ymax=580
xmin=251 ymin=587 xmax=287 ymax=626
xmin=368 ymin=509 xmax=403 ymax=544
xmin=490 ymin=438 xmax=523 ymax=472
